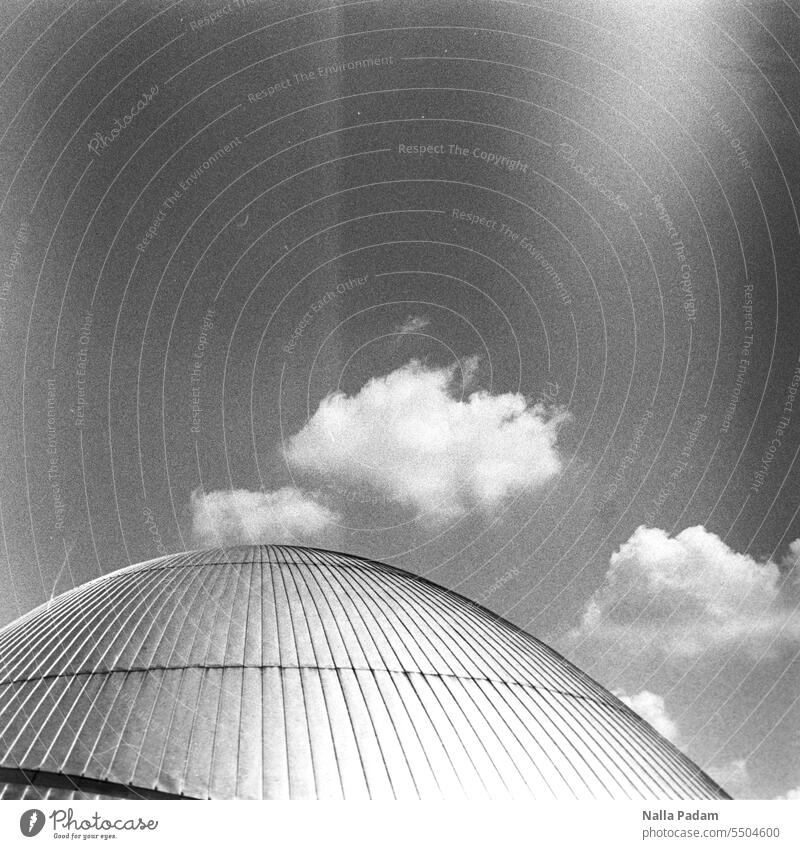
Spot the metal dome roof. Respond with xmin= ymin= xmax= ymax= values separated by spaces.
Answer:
xmin=0 ymin=545 xmax=729 ymax=800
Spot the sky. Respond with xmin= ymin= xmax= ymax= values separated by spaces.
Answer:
xmin=0 ymin=0 xmax=799 ymax=800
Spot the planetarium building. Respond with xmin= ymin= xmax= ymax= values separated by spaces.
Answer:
xmin=0 ymin=545 xmax=729 ymax=800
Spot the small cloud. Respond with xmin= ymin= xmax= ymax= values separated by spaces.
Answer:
xmin=568 ymin=526 xmax=800 ymax=661
xmin=709 ymin=758 xmax=750 ymax=798
xmin=454 ymin=354 xmax=481 ymax=390
xmin=781 ymin=539 xmax=800 ymax=575
xmin=776 ymin=785 xmax=800 ymax=800
xmin=615 ymin=690 xmax=680 ymax=744
xmin=393 ymin=315 xmax=431 ymax=336
xmin=285 ymin=359 xmax=569 ymax=522
xmin=190 ymin=486 xmax=340 ymax=547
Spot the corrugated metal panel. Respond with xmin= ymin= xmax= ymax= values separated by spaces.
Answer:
xmin=0 ymin=545 xmax=730 ymax=800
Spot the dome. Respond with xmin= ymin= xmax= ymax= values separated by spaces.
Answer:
xmin=0 ymin=545 xmax=729 ymax=800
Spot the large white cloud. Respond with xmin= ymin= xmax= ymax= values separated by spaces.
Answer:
xmin=190 ymin=486 xmax=340 ymax=547
xmin=570 ymin=525 xmax=800 ymax=659
xmin=615 ymin=689 xmax=680 ymax=743
xmin=285 ymin=359 xmax=569 ymax=521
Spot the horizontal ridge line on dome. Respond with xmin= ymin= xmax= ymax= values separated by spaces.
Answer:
xmin=0 ymin=547 xmax=628 ymax=716
xmin=0 ymin=662 xmax=621 ymax=709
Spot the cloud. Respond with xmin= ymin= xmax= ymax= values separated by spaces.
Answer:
xmin=709 ymin=758 xmax=750 ymax=798
xmin=569 ymin=525 xmax=800 ymax=660
xmin=776 ymin=785 xmax=800 ymax=800
xmin=285 ymin=359 xmax=569 ymax=521
xmin=393 ymin=315 xmax=431 ymax=335
xmin=783 ymin=539 xmax=800 ymax=572
xmin=615 ymin=690 xmax=680 ymax=743
xmin=190 ymin=486 xmax=340 ymax=547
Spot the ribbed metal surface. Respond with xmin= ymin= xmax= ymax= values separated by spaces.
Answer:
xmin=0 ymin=545 xmax=729 ymax=800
